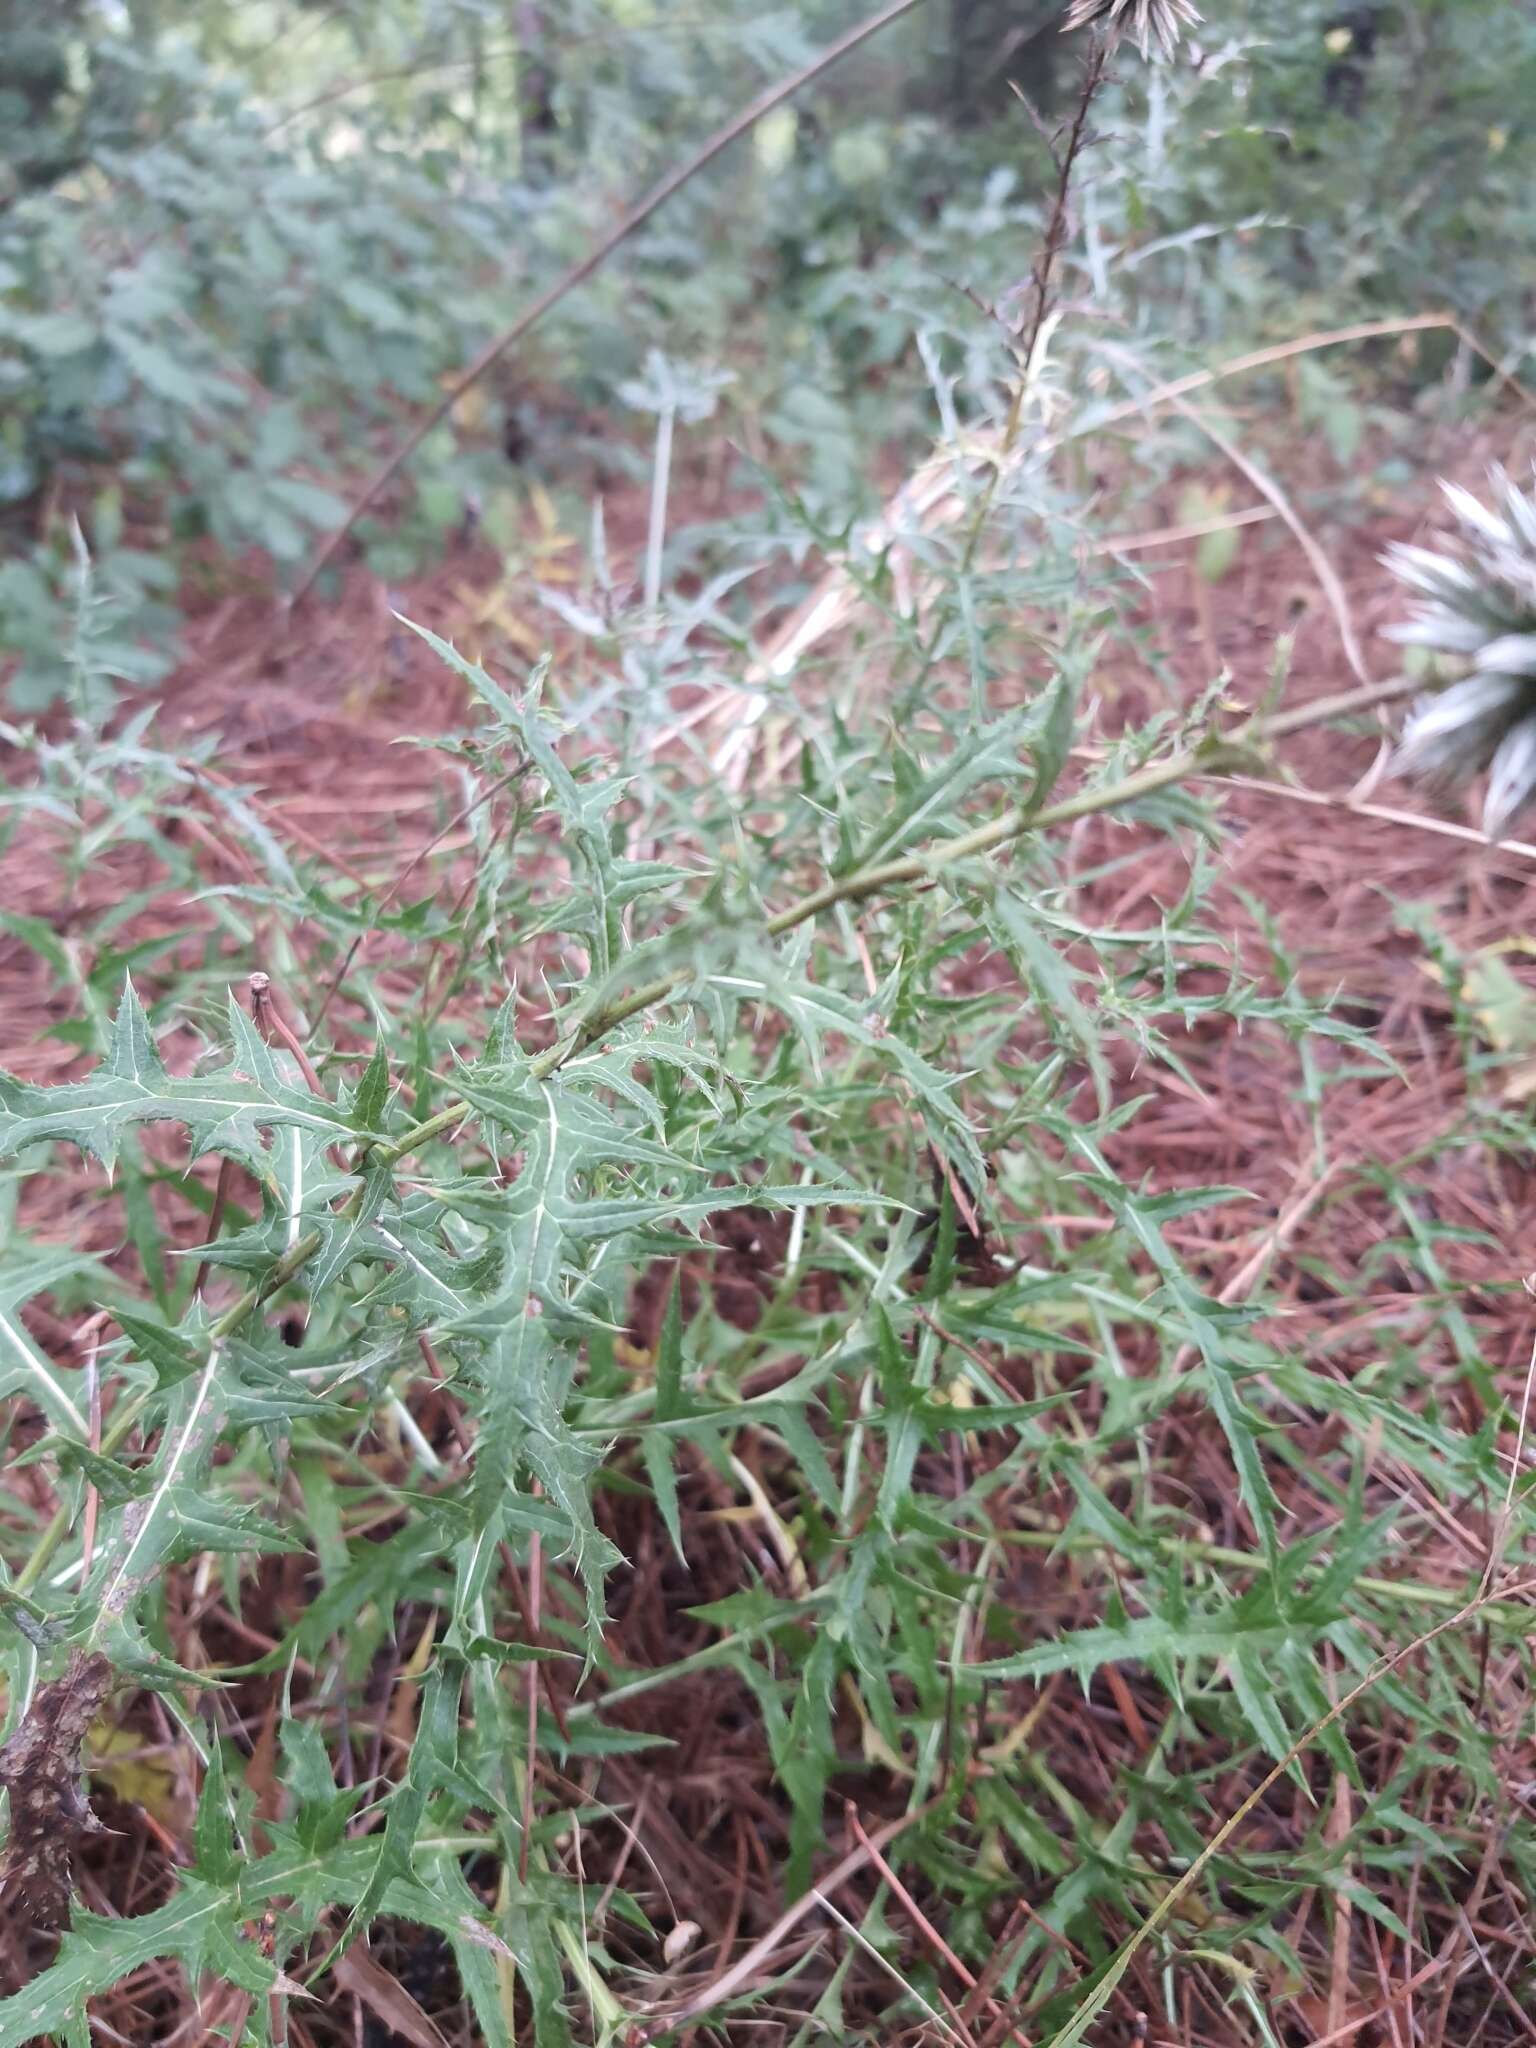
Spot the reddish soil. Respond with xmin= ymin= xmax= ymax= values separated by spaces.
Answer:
xmin=6 ymin=400 xmax=1536 ymax=2044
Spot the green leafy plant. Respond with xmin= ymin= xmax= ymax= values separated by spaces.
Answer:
xmin=5 ymin=8 xmax=1536 ymax=2047
xmin=0 ymin=572 xmax=1496 ymax=2044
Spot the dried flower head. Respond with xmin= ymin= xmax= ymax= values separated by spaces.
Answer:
xmin=1385 ymin=466 xmax=1536 ymax=841
xmin=1060 ymin=0 xmax=1203 ymax=59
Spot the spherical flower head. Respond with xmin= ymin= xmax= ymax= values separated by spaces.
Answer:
xmin=1060 ymin=0 xmax=1203 ymax=59
xmin=1386 ymin=465 xmax=1536 ymax=841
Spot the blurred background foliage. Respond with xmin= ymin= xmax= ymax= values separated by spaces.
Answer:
xmin=5 ymin=9 xmax=1536 ymax=2039
xmin=0 ymin=0 xmax=1533 ymax=708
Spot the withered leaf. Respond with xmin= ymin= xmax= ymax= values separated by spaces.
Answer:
xmin=0 ymin=1650 xmax=115 ymax=1933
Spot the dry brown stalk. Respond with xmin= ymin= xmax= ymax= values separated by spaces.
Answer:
xmin=1220 ymin=772 xmax=1536 ymax=860
xmin=1129 ymin=366 xmax=1370 ymax=685
xmin=844 ymin=1801 xmax=1033 ymax=2048
xmin=640 ymin=1787 xmax=953 ymax=2035
xmin=689 ymin=313 xmax=1505 ymax=787
xmin=0 ymin=1650 xmax=115 ymax=1932
xmin=288 ymin=0 xmax=929 ymax=609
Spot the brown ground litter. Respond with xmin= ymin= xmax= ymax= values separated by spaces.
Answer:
xmin=7 ymin=410 xmax=1536 ymax=2043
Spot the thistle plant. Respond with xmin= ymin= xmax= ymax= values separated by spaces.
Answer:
xmin=4 ymin=11 xmax=1535 ymax=2046
xmin=1386 ymin=465 xmax=1536 ymax=839
xmin=1060 ymin=0 xmax=1203 ymax=59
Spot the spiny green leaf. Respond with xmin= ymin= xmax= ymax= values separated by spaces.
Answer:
xmin=643 ymin=1271 xmax=688 ymax=1562
xmin=401 ymin=624 xmax=692 ymax=976
xmin=973 ymin=1609 xmax=1303 ymax=1682
xmin=83 ymin=1345 xmax=231 ymax=1642
xmin=0 ymin=1879 xmax=254 ymax=2047
xmin=0 ymin=1242 xmax=98 ymax=1436
xmin=110 ymin=1305 xmax=201 ymax=1389
xmin=850 ymin=700 xmax=1050 ymax=871
xmin=1202 ymin=1352 xmax=1283 ymax=1576
xmin=192 ymin=1742 xmax=238 ymax=1885
xmin=341 ymin=1660 xmax=462 ymax=1947
xmin=0 ymin=982 xmax=369 ymax=1175
xmin=989 ymin=892 xmax=1110 ymax=1107
xmin=711 ymin=957 xmax=986 ymax=1190
xmin=351 ymin=1042 xmax=392 ymax=1133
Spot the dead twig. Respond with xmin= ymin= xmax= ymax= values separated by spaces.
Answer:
xmin=287 ymin=0 xmax=928 ymax=608
xmin=844 ymin=1802 xmax=1032 ymax=2048
xmin=1147 ymin=376 xmax=1370 ymax=685
xmin=639 ymin=1788 xmax=956 ymax=2034
xmin=693 ymin=312 xmax=1512 ymax=784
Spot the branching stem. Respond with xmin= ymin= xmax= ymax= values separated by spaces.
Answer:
xmin=13 ymin=672 xmax=1417 ymax=1610
xmin=372 ymin=671 xmax=1418 ymax=1167
xmin=12 ymin=1230 xmax=324 ymax=1600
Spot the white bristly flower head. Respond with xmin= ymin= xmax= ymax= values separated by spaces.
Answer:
xmin=1060 ymin=0 xmax=1203 ymax=59
xmin=1385 ymin=465 xmax=1536 ymax=841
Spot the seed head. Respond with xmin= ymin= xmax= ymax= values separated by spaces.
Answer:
xmin=1060 ymin=0 xmax=1203 ymax=59
xmin=1385 ymin=465 xmax=1536 ymax=840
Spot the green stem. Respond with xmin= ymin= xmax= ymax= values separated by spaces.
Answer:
xmin=990 ymin=1524 xmax=1530 ymax=1623
xmin=13 ymin=1229 xmax=324 ymax=1600
xmin=373 ymin=671 xmax=1418 ymax=1169
xmin=18 ymin=665 xmax=1415 ymax=1613
xmin=0 ymin=1582 xmax=52 ymax=1627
